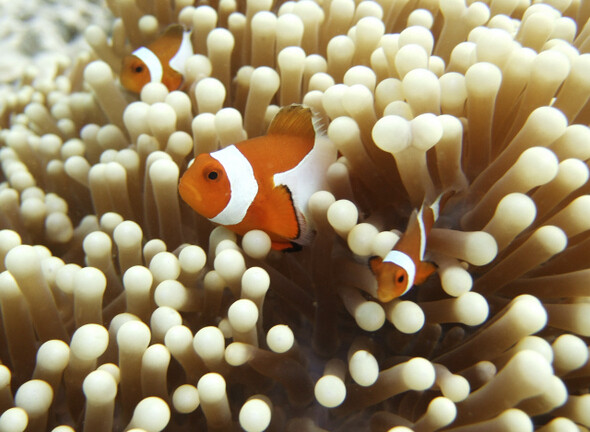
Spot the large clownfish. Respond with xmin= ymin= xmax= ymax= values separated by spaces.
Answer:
xmin=369 ymin=194 xmax=451 ymax=302
xmin=120 ymin=25 xmax=193 ymax=93
xmin=178 ymin=104 xmax=337 ymax=251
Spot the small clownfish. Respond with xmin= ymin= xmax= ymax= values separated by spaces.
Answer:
xmin=120 ymin=25 xmax=193 ymax=94
xmin=369 ymin=194 xmax=451 ymax=302
xmin=178 ymin=104 xmax=337 ymax=251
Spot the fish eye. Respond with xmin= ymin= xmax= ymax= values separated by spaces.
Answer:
xmin=134 ymin=65 xmax=144 ymax=73
xmin=396 ymin=274 xmax=405 ymax=284
xmin=206 ymin=170 xmax=219 ymax=181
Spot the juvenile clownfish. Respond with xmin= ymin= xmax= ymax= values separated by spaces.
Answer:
xmin=120 ymin=25 xmax=193 ymax=93
xmin=178 ymin=104 xmax=337 ymax=251
xmin=369 ymin=194 xmax=451 ymax=302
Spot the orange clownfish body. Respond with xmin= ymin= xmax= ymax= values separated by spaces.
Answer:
xmin=369 ymin=195 xmax=450 ymax=302
xmin=120 ymin=25 xmax=193 ymax=93
xmin=178 ymin=104 xmax=337 ymax=251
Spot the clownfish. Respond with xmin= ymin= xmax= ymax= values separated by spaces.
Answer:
xmin=120 ymin=25 xmax=193 ymax=93
xmin=178 ymin=104 xmax=337 ymax=251
xmin=369 ymin=194 xmax=451 ymax=302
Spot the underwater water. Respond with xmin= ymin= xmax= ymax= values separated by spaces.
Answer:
xmin=0 ymin=0 xmax=590 ymax=431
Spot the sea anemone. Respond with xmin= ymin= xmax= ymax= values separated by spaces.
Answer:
xmin=1 ymin=0 xmax=590 ymax=430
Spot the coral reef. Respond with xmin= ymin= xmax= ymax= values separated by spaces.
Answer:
xmin=1 ymin=0 xmax=590 ymax=431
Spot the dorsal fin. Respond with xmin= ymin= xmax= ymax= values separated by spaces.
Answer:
xmin=421 ymin=204 xmax=436 ymax=235
xmin=392 ymin=208 xmax=423 ymax=262
xmin=160 ymin=24 xmax=185 ymax=41
xmin=436 ymin=190 xmax=455 ymax=215
xmin=267 ymin=104 xmax=316 ymax=141
xmin=148 ymin=24 xmax=185 ymax=62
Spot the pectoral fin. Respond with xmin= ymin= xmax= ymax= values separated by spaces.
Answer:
xmin=414 ymin=261 xmax=437 ymax=285
xmin=263 ymin=185 xmax=300 ymax=240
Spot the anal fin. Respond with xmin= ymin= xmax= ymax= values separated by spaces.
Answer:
xmin=271 ymin=241 xmax=302 ymax=252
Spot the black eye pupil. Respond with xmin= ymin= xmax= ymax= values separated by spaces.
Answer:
xmin=397 ymin=275 xmax=405 ymax=283
xmin=134 ymin=65 xmax=143 ymax=73
xmin=208 ymin=171 xmax=218 ymax=180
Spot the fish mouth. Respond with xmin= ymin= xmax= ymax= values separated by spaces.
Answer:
xmin=377 ymin=289 xmax=397 ymax=303
xmin=178 ymin=176 xmax=202 ymax=207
